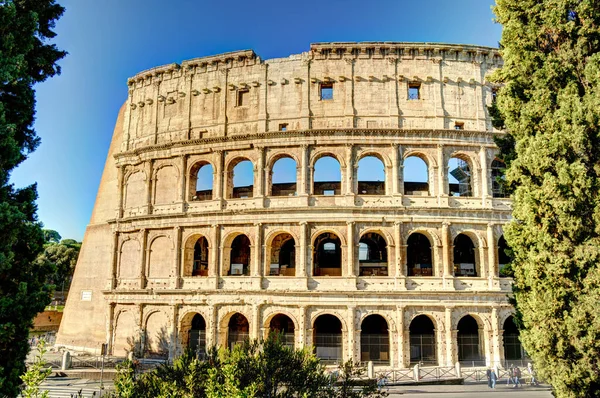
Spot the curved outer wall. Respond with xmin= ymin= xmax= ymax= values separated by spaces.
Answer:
xmin=58 ymin=42 xmax=516 ymax=367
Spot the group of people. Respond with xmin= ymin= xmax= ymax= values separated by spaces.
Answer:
xmin=486 ymin=363 xmax=540 ymax=389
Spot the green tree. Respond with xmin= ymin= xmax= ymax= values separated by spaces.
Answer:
xmin=42 ymin=229 xmax=61 ymax=244
xmin=37 ymin=235 xmax=81 ymax=292
xmin=0 ymin=1 xmax=66 ymax=396
xmin=491 ymin=1 xmax=600 ymax=396
xmin=20 ymin=339 xmax=51 ymax=398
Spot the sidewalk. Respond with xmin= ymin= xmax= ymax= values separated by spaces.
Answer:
xmin=386 ymin=382 xmax=552 ymax=397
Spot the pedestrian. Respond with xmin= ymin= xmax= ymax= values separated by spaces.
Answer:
xmin=507 ymin=364 xmax=514 ymax=385
xmin=527 ymin=363 xmax=539 ymax=386
xmin=513 ymin=366 xmax=522 ymax=388
xmin=486 ymin=368 xmax=492 ymax=388
xmin=491 ymin=368 xmax=497 ymax=389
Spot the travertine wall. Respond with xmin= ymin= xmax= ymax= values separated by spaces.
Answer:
xmin=57 ymin=42 xmax=517 ymax=368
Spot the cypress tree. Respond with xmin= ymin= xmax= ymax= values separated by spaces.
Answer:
xmin=0 ymin=1 xmax=66 ymax=396
xmin=492 ymin=1 xmax=600 ymax=396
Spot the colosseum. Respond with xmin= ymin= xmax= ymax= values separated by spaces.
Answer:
xmin=57 ymin=42 xmax=523 ymax=369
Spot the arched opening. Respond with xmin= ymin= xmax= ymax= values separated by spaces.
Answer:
xmin=228 ymin=234 xmax=251 ymax=276
xmin=409 ymin=315 xmax=437 ymax=365
xmin=448 ymin=157 xmax=472 ymax=197
xmin=313 ymin=156 xmax=341 ymax=195
xmin=357 ymin=156 xmax=385 ymax=195
xmin=491 ymin=159 xmax=507 ymax=198
xmin=313 ymin=314 xmax=343 ymax=363
xmin=457 ymin=315 xmax=482 ymax=366
xmin=186 ymin=314 xmax=206 ymax=355
xmin=192 ymin=237 xmax=209 ymax=276
xmin=358 ymin=233 xmax=388 ymax=276
xmin=407 ymin=233 xmax=433 ymax=276
xmin=230 ymin=159 xmax=254 ymax=199
xmin=503 ymin=316 xmax=523 ymax=362
xmin=313 ymin=233 xmax=342 ymax=276
xmin=360 ymin=315 xmax=390 ymax=365
xmin=269 ymin=233 xmax=295 ymax=276
xmin=269 ymin=314 xmax=295 ymax=347
xmin=453 ymin=234 xmax=477 ymax=277
xmin=227 ymin=313 xmax=250 ymax=349
xmin=498 ymin=235 xmax=513 ymax=277
xmin=191 ymin=162 xmax=214 ymax=201
xmin=404 ymin=156 xmax=429 ymax=195
xmin=271 ymin=157 xmax=297 ymax=197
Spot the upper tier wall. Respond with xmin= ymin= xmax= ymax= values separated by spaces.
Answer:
xmin=122 ymin=42 xmax=502 ymax=153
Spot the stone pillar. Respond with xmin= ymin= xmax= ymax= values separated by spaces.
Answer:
xmin=346 ymin=306 xmax=357 ymax=362
xmin=145 ymin=161 xmax=153 ymax=214
xmin=445 ymin=307 xmax=455 ymax=366
xmin=297 ymin=307 xmax=307 ymax=350
xmin=210 ymin=224 xmax=220 ymax=277
xmin=301 ymin=58 xmax=312 ymax=130
xmin=298 ymin=221 xmax=308 ymax=277
xmin=437 ymin=145 xmax=446 ymax=197
xmin=391 ymin=144 xmax=400 ymax=195
xmin=207 ymin=305 xmax=218 ymax=348
xmin=214 ymin=150 xmax=224 ymax=201
xmin=442 ymin=222 xmax=452 ymax=278
xmin=110 ymin=231 xmax=119 ymax=290
xmin=106 ymin=302 xmax=115 ymax=354
xmin=172 ymin=226 xmax=182 ymax=288
xmin=299 ymin=145 xmax=309 ymax=196
xmin=345 ymin=144 xmax=354 ymax=196
xmin=179 ymin=155 xmax=187 ymax=205
xmin=251 ymin=304 xmax=261 ymax=340
xmin=252 ymin=223 xmax=263 ymax=277
xmin=116 ymin=166 xmax=125 ymax=218
xmin=347 ymin=221 xmax=356 ymax=277
xmin=487 ymin=223 xmax=496 ymax=279
xmin=396 ymin=306 xmax=405 ymax=368
xmin=394 ymin=221 xmax=403 ymax=277
xmin=344 ymin=58 xmax=355 ymax=128
xmin=139 ymin=228 xmax=148 ymax=289
xmin=480 ymin=146 xmax=489 ymax=201
xmin=491 ymin=308 xmax=501 ymax=366
xmin=255 ymin=146 xmax=265 ymax=198
xmin=169 ymin=305 xmax=179 ymax=360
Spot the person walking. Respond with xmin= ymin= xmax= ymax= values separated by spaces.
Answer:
xmin=491 ymin=368 xmax=498 ymax=389
xmin=513 ymin=366 xmax=522 ymax=388
xmin=527 ymin=363 xmax=539 ymax=386
xmin=486 ymin=368 xmax=492 ymax=388
xmin=507 ymin=364 xmax=514 ymax=385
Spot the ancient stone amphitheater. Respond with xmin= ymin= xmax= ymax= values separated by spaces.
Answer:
xmin=57 ymin=42 xmax=523 ymax=369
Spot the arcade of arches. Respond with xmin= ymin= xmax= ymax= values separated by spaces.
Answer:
xmin=128 ymin=307 xmax=523 ymax=368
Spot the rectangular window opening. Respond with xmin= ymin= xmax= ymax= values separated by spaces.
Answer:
xmin=454 ymin=122 xmax=465 ymax=130
xmin=320 ymin=83 xmax=333 ymax=100
xmin=237 ymin=89 xmax=249 ymax=107
xmin=323 ymin=189 xmax=335 ymax=196
xmin=279 ymin=123 xmax=288 ymax=131
xmin=408 ymin=83 xmax=420 ymax=100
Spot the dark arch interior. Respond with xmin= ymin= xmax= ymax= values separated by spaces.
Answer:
xmin=359 ymin=233 xmax=388 ymax=276
xmin=453 ymin=234 xmax=476 ymax=277
xmin=313 ymin=233 xmax=342 ymax=276
xmin=227 ymin=313 xmax=249 ymax=349
xmin=498 ymin=236 xmax=513 ymax=276
xmin=229 ymin=234 xmax=250 ymax=276
xmin=187 ymin=313 xmax=206 ymax=354
xmin=193 ymin=236 xmax=209 ymax=276
xmin=360 ymin=315 xmax=390 ymax=364
xmin=269 ymin=314 xmax=295 ymax=346
xmin=503 ymin=316 xmax=523 ymax=361
xmin=407 ymin=233 xmax=433 ymax=276
xmin=491 ymin=159 xmax=507 ymax=198
xmin=409 ymin=315 xmax=437 ymax=365
xmin=313 ymin=314 xmax=343 ymax=362
xmin=191 ymin=314 xmax=206 ymax=330
xmin=457 ymin=315 xmax=482 ymax=364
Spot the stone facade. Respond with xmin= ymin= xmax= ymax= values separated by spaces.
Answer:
xmin=57 ymin=42 xmax=518 ymax=368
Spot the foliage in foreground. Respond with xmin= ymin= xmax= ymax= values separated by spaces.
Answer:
xmin=491 ymin=0 xmax=600 ymax=396
xmin=110 ymin=334 xmax=387 ymax=398
xmin=0 ymin=1 xmax=66 ymax=397
xmin=20 ymin=339 xmax=51 ymax=398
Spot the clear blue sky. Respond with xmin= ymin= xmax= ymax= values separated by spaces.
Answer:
xmin=10 ymin=0 xmax=501 ymax=241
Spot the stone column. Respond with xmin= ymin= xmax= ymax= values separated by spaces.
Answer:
xmin=172 ymin=226 xmax=182 ymax=289
xmin=391 ymin=144 xmax=400 ymax=195
xmin=179 ymin=155 xmax=187 ymax=205
xmin=345 ymin=144 xmax=354 ymax=196
xmin=437 ymin=145 xmax=447 ymax=197
xmin=145 ymin=161 xmax=153 ymax=214
xmin=169 ymin=305 xmax=179 ymax=360
xmin=116 ymin=166 xmax=125 ymax=218
xmin=207 ymin=305 xmax=218 ymax=348
xmin=301 ymin=58 xmax=312 ymax=130
xmin=252 ymin=223 xmax=263 ymax=277
xmin=299 ymin=145 xmax=309 ymax=196
xmin=343 ymin=57 xmax=355 ymax=128
xmin=214 ymin=150 xmax=224 ymax=201
xmin=396 ymin=306 xmax=405 ymax=368
xmin=139 ymin=228 xmax=148 ymax=289
xmin=442 ymin=222 xmax=452 ymax=278
xmin=298 ymin=221 xmax=308 ymax=277
xmin=480 ymin=146 xmax=489 ymax=202
xmin=394 ymin=221 xmax=403 ymax=277
xmin=210 ymin=224 xmax=220 ymax=277
xmin=491 ymin=308 xmax=501 ymax=366
xmin=487 ymin=223 xmax=496 ymax=279
xmin=106 ymin=302 xmax=115 ymax=354
xmin=347 ymin=221 xmax=356 ymax=277
xmin=445 ymin=307 xmax=455 ymax=366
xmin=251 ymin=304 xmax=261 ymax=340
xmin=346 ymin=306 xmax=357 ymax=362
xmin=297 ymin=307 xmax=307 ymax=350
xmin=255 ymin=147 xmax=265 ymax=198
xmin=110 ymin=231 xmax=119 ymax=290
